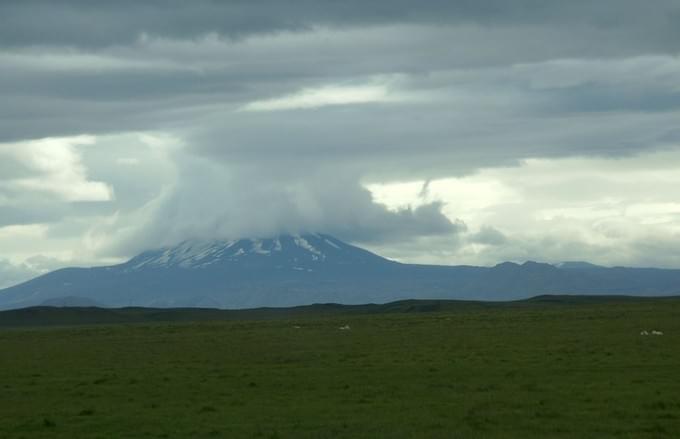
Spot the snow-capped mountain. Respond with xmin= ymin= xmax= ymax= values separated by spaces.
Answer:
xmin=1 ymin=234 xmax=680 ymax=310
xmin=124 ymin=234 xmax=389 ymax=271
xmin=0 ymin=234 xmax=399 ymax=309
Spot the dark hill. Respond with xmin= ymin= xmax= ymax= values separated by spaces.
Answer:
xmin=2 ymin=295 xmax=679 ymax=328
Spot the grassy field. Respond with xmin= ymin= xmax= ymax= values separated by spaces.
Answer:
xmin=0 ymin=298 xmax=679 ymax=438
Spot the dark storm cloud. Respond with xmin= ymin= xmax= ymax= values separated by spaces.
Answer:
xmin=186 ymin=94 xmax=680 ymax=183
xmin=470 ymin=226 xmax=507 ymax=246
xmin=544 ymin=85 xmax=680 ymax=114
xmin=2 ymin=0 xmax=679 ymax=51
xmin=2 ymin=4 xmax=680 ymax=145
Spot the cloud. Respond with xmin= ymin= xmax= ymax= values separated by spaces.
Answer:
xmin=242 ymin=84 xmax=393 ymax=112
xmin=115 ymin=157 xmax=140 ymax=166
xmin=0 ymin=2 xmax=680 ymax=271
xmin=0 ymin=258 xmax=40 ymax=289
xmin=0 ymin=136 xmax=113 ymax=202
xmin=365 ymin=149 xmax=680 ymax=268
xmin=89 ymin=149 xmax=465 ymax=257
xmin=0 ymin=133 xmax=177 ymax=266
xmin=2 ymin=1 xmax=680 ymax=53
xmin=470 ymin=226 xmax=507 ymax=246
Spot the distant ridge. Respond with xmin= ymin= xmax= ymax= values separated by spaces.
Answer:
xmin=40 ymin=296 xmax=103 ymax=308
xmin=555 ymin=261 xmax=604 ymax=270
xmin=2 ymin=295 xmax=679 ymax=328
xmin=2 ymin=233 xmax=680 ymax=310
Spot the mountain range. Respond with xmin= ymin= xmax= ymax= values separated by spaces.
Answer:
xmin=1 ymin=233 xmax=679 ymax=310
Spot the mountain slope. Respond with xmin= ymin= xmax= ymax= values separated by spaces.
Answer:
xmin=124 ymin=234 xmax=388 ymax=271
xmin=1 ymin=234 xmax=680 ymax=310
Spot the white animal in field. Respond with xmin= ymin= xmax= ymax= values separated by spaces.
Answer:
xmin=338 ymin=325 xmax=351 ymax=331
xmin=651 ymin=330 xmax=664 ymax=336
xmin=640 ymin=330 xmax=650 ymax=336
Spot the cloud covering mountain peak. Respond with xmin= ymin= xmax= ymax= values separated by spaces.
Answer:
xmin=1 ymin=1 xmax=680 ymax=283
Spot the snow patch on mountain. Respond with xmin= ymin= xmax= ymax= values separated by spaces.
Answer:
xmin=293 ymin=235 xmax=325 ymax=261
xmin=131 ymin=240 xmax=238 ymax=270
xmin=122 ymin=234 xmax=383 ymax=271
xmin=251 ymin=239 xmax=271 ymax=255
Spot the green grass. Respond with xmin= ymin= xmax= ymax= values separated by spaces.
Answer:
xmin=1 ymin=299 xmax=679 ymax=438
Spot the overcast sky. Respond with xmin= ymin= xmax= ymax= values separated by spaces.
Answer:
xmin=2 ymin=1 xmax=680 ymax=287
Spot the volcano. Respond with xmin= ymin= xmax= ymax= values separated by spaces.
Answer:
xmin=1 ymin=233 xmax=679 ymax=310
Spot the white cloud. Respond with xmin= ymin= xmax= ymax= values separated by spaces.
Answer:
xmin=365 ymin=149 xmax=680 ymax=268
xmin=0 ymin=258 xmax=40 ymax=289
xmin=0 ymin=49 xmax=196 ymax=73
xmin=0 ymin=133 xmax=179 ymax=271
xmin=0 ymin=136 xmax=113 ymax=202
xmin=241 ymin=84 xmax=394 ymax=112
xmin=116 ymin=157 xmax=140 ymax=166
xmin=0 ymin=224 xmax=48 ymax=242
